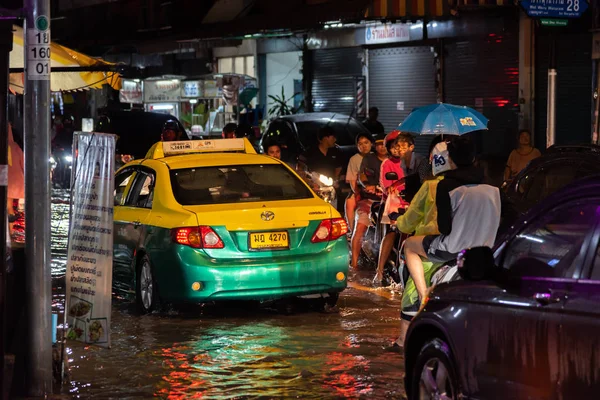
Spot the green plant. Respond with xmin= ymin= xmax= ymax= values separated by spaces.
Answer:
xmin=268 ymin=86 xmax=304 ymax=117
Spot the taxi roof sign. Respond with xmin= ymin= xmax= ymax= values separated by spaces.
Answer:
xmin=145 ymin=138 xmax=256 ymax=159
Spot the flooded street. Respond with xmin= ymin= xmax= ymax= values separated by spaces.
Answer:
xmin=50 ymin=190 xmax=406 ymax=399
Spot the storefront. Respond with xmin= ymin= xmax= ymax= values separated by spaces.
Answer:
xmin=143 ymin=76 xmax=184 ymax=119
xmin=311 ymin=47 xmax=365 ymax=116
xmin=366 ymin=23 xmax=437 ymax=135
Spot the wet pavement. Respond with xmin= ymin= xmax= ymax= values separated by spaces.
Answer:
xmin=50 ymin=189 xmax=406 ymax=399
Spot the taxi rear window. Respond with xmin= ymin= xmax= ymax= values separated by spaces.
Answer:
xmin=170 ymin=164 xmax=314 ymax=205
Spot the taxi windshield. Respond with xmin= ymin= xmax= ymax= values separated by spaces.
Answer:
xmin=170 ymin=164 xmax=314 ymax=205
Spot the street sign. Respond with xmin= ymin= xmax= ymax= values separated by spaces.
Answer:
xmin=26 ymin=15 xmax=50 ymax=81
xmin=540 ymin=18 xmax=569 ymax=26
xmin=520 ymin=0 xmax=588 ymax=19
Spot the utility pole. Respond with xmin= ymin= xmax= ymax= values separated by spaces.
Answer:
xmin=0 ymin=18 xmax=13 ymax=400
xmin=24 ymin=0 xmax=52 ymax=396
xmin=546 ymin=33 xmax=557 ymax=147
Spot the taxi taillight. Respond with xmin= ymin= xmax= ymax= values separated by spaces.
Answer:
xmin=171 ymin=226 xmax=224 ymax=249
xmin=311 ymin=218 xmax=348 ymax=243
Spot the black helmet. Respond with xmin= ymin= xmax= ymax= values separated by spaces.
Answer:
xmin=235 ymin=123 xmax=254 ymax=139
xmin=162 ymin=119 xmax=179 ymax=132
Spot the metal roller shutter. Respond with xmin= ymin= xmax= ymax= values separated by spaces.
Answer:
xmin=312 ymin=47 xmax=364 ymax=115
xmin=368 ymin=46 xmax=437 ymax=155
xmin=444 ymin=33 xmax=519 ymax=158
xmin=535 ymin=32 xmax=592 ymax=147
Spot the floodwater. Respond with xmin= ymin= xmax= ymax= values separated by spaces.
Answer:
xmin=50 ymin=189 xmax=406 ymax=399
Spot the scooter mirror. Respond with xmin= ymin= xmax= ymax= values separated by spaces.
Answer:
xmin=385 ymin=172 xmax=399 ymax=181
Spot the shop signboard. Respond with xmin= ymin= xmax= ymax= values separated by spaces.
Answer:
xmin=182 ymin=81 xmax=203 ymax=98
xmin=119 ymin=79 xmax=143 ymax=104
xmin=204 ymin=79 xmax=219 ymax=98
xmin=144 ymin=79 xmax=181 ymax=102
xmin=365 ymin=23 xmax=410 ymax=45
xmin=65 ymin=132 xmax=116 ymax=348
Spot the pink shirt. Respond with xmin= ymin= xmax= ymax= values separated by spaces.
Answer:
xmin=380 ymin=158 xmax=407 ymax=204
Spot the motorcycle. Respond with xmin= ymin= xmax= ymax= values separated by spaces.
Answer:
xmin=50 ymin=146 xmax=73 ymax=189
xmin=309 ymin=171 xmax=337 ymax=209
xmin=295 ymin=163 xmax=338 ymax=208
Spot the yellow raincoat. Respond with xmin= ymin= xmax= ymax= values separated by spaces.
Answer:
xmin=395 ymin=176 xmax=442 ymax=237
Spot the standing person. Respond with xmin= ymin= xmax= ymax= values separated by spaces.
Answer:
xmin=504 ymin=129 xmax=541 ymax=182
xmin=362 ymin=107 xmax=385 ymax=136
xmin=345 ymin=133 xmax=374 ymax=234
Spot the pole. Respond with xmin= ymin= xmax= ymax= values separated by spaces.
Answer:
xmin=593 ymin=59 xmax=600 ymax=144
xmin=546 ymin=33 xmax=557 ymax=147
xmin=0 ymin=19 xmax=13 ymax=400
xmin=24 ymin=0 xmax=52 ymax=396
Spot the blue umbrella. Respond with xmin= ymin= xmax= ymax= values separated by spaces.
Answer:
xmin=398 ymin=103 xmax=489 ymax=135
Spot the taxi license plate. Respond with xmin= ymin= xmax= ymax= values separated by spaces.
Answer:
xmin=249 ymin=231 xmax=289 ymax=250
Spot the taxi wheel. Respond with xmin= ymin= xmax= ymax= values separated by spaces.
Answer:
xmin=316 ymin=292 xmax=339 ymax=311
xmin=136 ymin=254 xmax=159 ymax=314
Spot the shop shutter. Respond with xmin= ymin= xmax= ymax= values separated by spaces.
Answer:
xmin=312 ymin=47 xmax=364 ymax=116
xmin=535 ymin=32 xmax=592 ymax=147
xmin=368 ymin=46 xmax=438 ymax=155
xmin=444 ymin=32 xmax=519 ymax=158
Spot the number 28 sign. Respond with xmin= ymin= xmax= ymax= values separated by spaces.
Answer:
xmin=520 ymin=0 xmax=589 ymax=19
xmin=26 ymin=15 xmax=51 ymax=81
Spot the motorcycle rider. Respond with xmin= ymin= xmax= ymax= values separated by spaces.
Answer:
xmin=402 ymin=135 xmax=501 ymax=314
xmin=162 ymin=119 xmax=184 ymax=142
xmin=374 ymin=131 xmax=408 ymax=284
xmin=397 ymin=132 xmax=428 ymax=202
xmin=387 ymin=138 xmax=454 ymax=349
xmin=298 ymin=125 xmax=342 ymax=183
xmin=345 ymin=132 xmax=374 ymax=234
xmin=222 ymin=122 xmax=238 ymax=139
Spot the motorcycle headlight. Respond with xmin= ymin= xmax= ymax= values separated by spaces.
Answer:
xmin=318 ymin=174 xmax=334 ymax=186
xmin=64 ymin=155 xmax=73 ymax=163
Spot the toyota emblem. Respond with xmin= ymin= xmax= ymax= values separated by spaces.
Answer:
xmin=261 ymin=211 xmax=275 ymax=221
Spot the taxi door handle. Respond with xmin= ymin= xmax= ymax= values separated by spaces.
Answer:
xmin=133 ymin=220 xmax=142 ymax=228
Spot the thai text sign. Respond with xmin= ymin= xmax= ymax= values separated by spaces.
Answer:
xmin=365 ymin=23 xmax=410 ymax=45
xmin=65 ymin=132 xmax=116 ymax=348
xmin=119 ymin=79 xmax=143 ymax=104
xmin=144 ymin=79 xmax=181 ymax=102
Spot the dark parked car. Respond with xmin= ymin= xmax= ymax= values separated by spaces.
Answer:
xmin=504 ymin=144 xmax=600 ymax=217
xmin=259 ymin=112 xmax=371 ymax=166
xmin=97 ymin=110 xmax=188 ymax=161
xmin=404 ymin=175 xmax=600 ymax=400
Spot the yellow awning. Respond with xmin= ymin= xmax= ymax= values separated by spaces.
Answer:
xmin=9 ymin=25 xmax=121 ymax=94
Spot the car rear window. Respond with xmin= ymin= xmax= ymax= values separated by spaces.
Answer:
xmin=170 ymin=164 xmax=314 ymax=205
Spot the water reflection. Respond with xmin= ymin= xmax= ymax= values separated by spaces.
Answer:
xmin=51 ymin=190 xmax=405 ymax=399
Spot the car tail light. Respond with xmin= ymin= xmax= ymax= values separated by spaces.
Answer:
xmin=311 ymin=218 xmax=348 ymax=243
xmin=171 ymin=226 xmax=224 ymax=249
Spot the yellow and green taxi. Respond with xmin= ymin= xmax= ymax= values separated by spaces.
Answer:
xmin=113 ymin=138 xmax=349 ymax=313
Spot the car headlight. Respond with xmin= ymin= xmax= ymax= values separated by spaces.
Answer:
xmin=64 ymin=155 xmax=73 ymax=163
